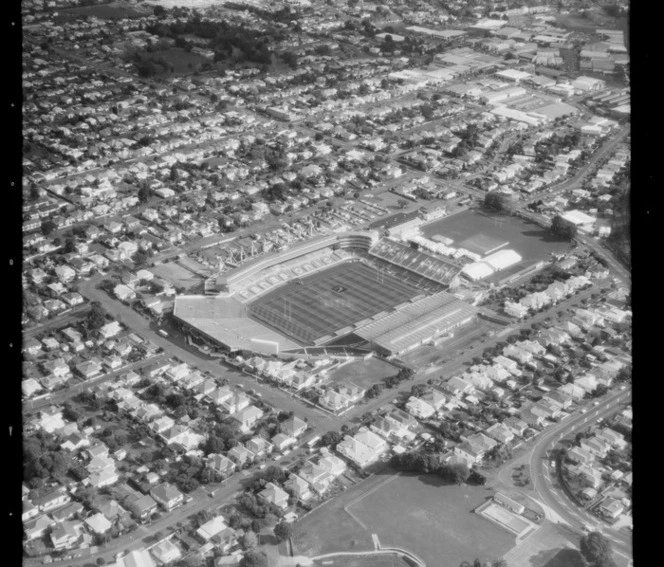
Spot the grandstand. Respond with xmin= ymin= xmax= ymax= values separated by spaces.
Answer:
xmin=216 ymin=231 xmax=379 ymax=294
xmin=368 ymin=238 xmax=462 ymax=287
xmin=354 ymin=291 xmax=478 ymax=355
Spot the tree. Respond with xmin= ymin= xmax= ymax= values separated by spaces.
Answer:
xmin=551 ymin=215 xmax=578 ymax=241
xmin=239 ymin=530 xmax=258 ymax=550
xmin=87 ymin=302 xmax=107 ymax=330
xmin=492 ymin=560 xmax=508 ymax=567
xmin=273 ymin=521 xmax=292 ymax=543
xmin=138 ymin=186 xmax=153 ymax=203
xmin=484 ymin=192 xmax=513 ymax=212
xmin=29 ymin=184 xmax=40 ymax=201
xmin=62 ymin=403 xmax=80 ymax=423
xmin=579 ymin=532 xmax=616 ymax=567
xmin=239 ymin=550 xmax=268 ymax=567
xmin=41 ymin=219 xmax=57 ymax=236
xmin=473 ymin=559 xmax=482 ymax=567
xmin=133 ymin=249 xmax=150 ymax=267
xmin=321 ymin=431 xmax=342 ymax=447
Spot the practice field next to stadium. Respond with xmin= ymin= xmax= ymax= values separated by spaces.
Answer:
xmin=247 ymin=261 xmax=422 ymax=345
xmin=421 ymin=210 xmax=573 ymax=279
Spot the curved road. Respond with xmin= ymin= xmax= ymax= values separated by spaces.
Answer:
xmin=523 ymin=389 xmax=632 ymax=559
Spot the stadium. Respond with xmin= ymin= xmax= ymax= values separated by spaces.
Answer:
xmin=173 ymin=231 xmax=478 ymax=358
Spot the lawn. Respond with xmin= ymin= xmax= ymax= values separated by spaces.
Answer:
xmin=420 ymin=210 xmax=573 ymax=281
xmin=293 ymin=472 xmax=516 ymax=566
xmin=325 ymin=358 xmax=400 ymax=391
xmin=150 ymin=262 xmax=201 ymax=291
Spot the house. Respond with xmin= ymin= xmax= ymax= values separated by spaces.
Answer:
xmin=207 ymin=454 xmax=237 ymax=478
xmin=125 ymin=493 xmax=158 ymax=522
xmin=246 ymin=436 xmax=273 ymax=457
xmin=284 ymin=474 xmax=313 ymax=501
xmin=23 ymin=500 xmax=39 ymax=522
xmin=406 ymin=396 xmax=436 ymax=419
xmin=150 ymin=483 xmax=184 ymax=511
xmin=271 ymin=433 xmax=297 ymax=452
xmin=33 ymin=486 xmax=71 ymax=512
xmin=232 ymin=405 xmax=264 ymax=433
xmin=580 ymin=436 xmax=609 ymax=458
xmin=298 ymin=461 xmax=335 ymax=494
xmin=567 ymin=446 xmax=595 ymax=465
xmin=485 ymin=423 xmax=515 ymax=445
xmin=319 ymin=390 xmax=351 ymax=413
xmin=50 ymin=520 xmax=80 ymax=550
xmin=258 ymin=482 xmax=289 ymax=510
xmin=227 ymin=444 xmax=255 ymax=467
xmin=337 ymin=432 xmax=386 ymax=468
xmin=150 ymin=538 xmax=182 ymax=564
xmin=281 ymin=415 xmax=308 ymax=438
xmin=196 ymin=516 xmax=230 ymax=543
xmin=222 ymin=392 xmax=251 ymax=414
xmin=85 ymin=512 xmax=113 ymax=534
xmin=337 ymin=383 xmax=366 ymax=403
xmin=76 ymin=359 xmax=103 ymax=380
xmin=597 ymin=428 xmax=626 ymax=450
xmin=598 ymin=498 xmax=624 ymax=520
xmin=116 ymin=550 xmax=156 ymax=567
xmin=25 ymin=514 xmax=56 ymax=541
xmin=98 ymin=321 xmax=122 ymax=339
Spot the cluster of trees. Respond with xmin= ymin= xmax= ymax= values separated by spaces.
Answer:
xmin=202 ymin=422 xmax=241 ymax=455
xmin=145 ymin=17 xmax=275 ymax=65
xmin=237 ymin=492 xmax=283 ymax=519
xmin=579 ymin=531 xmax=618 ymax=567
xmin=24 ymin=432 xmax=72 ymax=487
xmin=390 ymin=451 xmax=478 ymax=485
xmin=248 ymin=465 xmax=287 ymax=493
xmin=484 ymin=192 xmax=514 ymax=213
xmin=550 ymin=215 xmax=578 ymax=241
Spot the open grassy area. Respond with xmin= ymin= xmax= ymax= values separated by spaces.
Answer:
xmin=293 ymin=472 xmax=515 ymax=566
xmin=421 ymin=210 xmax=573 ymax=281
xmin=54 ymin=1 xmax=148 ymax=22
xmin=150 ymin=262 xmax=201 ymax=291
xmin=326 ymin=358 xmax=400 ymax=391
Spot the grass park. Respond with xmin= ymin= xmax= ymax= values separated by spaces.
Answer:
xmin=293 ymin=472 xmax=516 ymax=567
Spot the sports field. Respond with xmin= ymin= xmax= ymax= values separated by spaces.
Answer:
xmin=293 ymin=472 xmax=515 ymax=566
xmin=247 ymin=262 xmax=422 ymax=345
xmin=421 ymin=210 xmax=573 ymax=280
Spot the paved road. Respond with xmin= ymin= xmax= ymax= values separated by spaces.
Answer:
xmin=521 ymin=389 xmax=632 ymax=558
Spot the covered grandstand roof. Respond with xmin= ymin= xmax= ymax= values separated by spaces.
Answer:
xmin=174 ymin=295 xmax=301 ymax=352
xmin=368 ymin=238 xmax=462 ymax=286
xmin=355 ymin=292 xmax=478 ymax=355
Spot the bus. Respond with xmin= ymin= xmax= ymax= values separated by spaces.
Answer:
xmin=158 ymin=329 xmax=169 ymax=337
xmin=535 ymin=385 xmax=551 ymax=393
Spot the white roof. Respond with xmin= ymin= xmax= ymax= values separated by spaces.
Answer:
xmin=561 ymin=210 xmax=596 ymax=225
xmin=484 ymin=249 xmax=522 ymax=271
xmin=462 ymin=262 xmax=495 ymax=280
